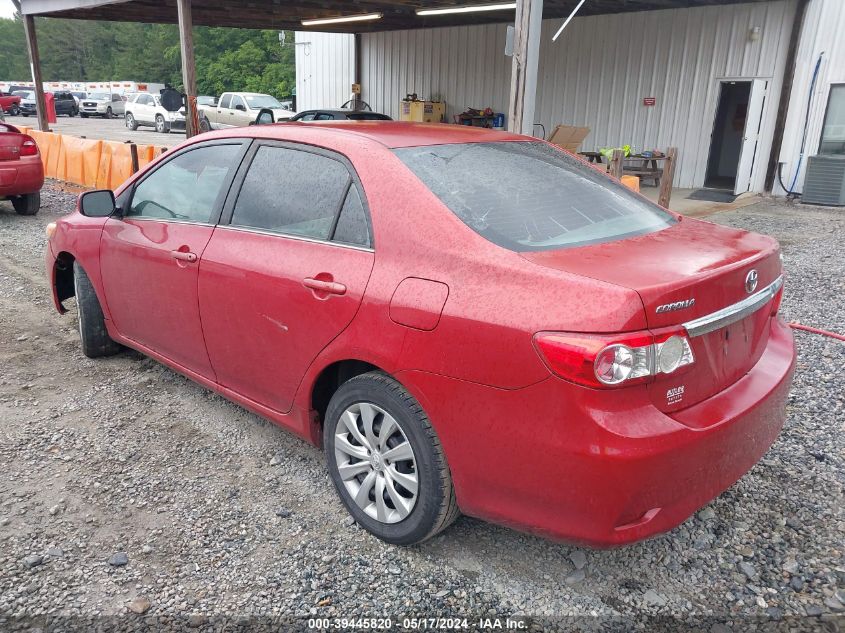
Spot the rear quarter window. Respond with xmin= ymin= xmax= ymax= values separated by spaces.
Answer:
xmin=394 ymin=141 xmax=675 ymax=252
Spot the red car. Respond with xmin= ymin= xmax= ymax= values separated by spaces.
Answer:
xmin=44 ymin=123 xmax=794 ymax=547
xmin=0 ymin=92 xmax=22 ymax=116
xmin=0 ymin=122 xmax=43 ymax=215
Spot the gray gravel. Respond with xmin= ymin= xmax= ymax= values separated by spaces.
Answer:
xmin=0 ymin=186 xmax=842 ymax=632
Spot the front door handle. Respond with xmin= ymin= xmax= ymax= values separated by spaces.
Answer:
xmin=171 ymin=250 xmax=197 ymax=263
xmin=303 ymin=277 xmax=346 ymax=296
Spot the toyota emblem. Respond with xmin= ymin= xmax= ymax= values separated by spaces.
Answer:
xmin=745 ymin=269 xmax=759 ymax=294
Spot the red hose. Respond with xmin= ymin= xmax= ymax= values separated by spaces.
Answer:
xmin=789 ymin=323 xmax=845 ymax=342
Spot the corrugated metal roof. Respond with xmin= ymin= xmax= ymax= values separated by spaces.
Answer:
xmin=21 ymin=0 xmax=776 ymax=32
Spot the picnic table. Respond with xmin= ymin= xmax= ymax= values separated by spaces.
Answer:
xmin=622 ymin=154 xmax=669 ymax=187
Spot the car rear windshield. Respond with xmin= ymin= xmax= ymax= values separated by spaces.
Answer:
xmin=393 ymin=141 xmax=676 ymax=251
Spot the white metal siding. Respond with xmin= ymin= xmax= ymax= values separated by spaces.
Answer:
xmin=775 ymin=0 xmax=845 ymax=195
xmin=295 ymin=31 xmax=355 ymax=112
xmin=300 ymin=2 xmax=797 ymax=191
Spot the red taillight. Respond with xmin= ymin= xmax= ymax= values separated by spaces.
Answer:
xmin=20 ymin=136 xmax=39 ymax=157
xmin=534 ymin=329 xmax=695 ymax=389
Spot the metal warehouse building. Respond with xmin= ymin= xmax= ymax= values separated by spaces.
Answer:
xmin=295 ymin=0 xmax=845 ymax=198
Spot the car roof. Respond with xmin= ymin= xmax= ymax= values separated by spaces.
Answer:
xmin=212 ymin=121 xmax=529 ymax=149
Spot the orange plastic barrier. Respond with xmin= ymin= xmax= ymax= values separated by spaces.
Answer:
xmin=23 ymin=129 xmax=152 ymax=191
xmin=621 ymin=175 xmax=640 ymax=193
xmin=96 ymin=141 xmax=134 ymax=190
xmin=27 ymin=129 xmax=54 ymax=173
xmin=60 ymin=136 xmax=103 ymax=188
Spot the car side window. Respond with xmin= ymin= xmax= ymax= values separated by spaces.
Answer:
xmin=333 ymin=186 xmax=371 ymax=248
xmin=219 ymin=94 xmax=232 ymax=109
xmin=231 ymin=145 xmax=351 ymax=240
xmin=298 ymin=113 xmax=316 ymax=121
xmin=315 ymin=113 xmax=335 ymax=121
xmin=231 ymin=96 xmax=245 ymax=111
xmin=127 ymin=144 xmax=241 ymax=223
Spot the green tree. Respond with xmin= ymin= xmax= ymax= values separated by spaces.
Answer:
xmin=0 ymin=16 xmax=295 ymax=99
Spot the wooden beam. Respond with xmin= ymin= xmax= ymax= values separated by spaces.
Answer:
xmin=176 ymin=0 xmax=198 ymax=137
xmin=14 ymin=0 xmax=49 ymax=132
xmin=658 ymin=147 xmax=677 ymax=209
xmin=764 ymin=0 xmax=810 ymax=193
xmin=508 ymin=0 xmax=542 ymax=135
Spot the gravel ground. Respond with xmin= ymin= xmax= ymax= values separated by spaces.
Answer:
xmin=0 ymin=186 xmax=842 ymax=632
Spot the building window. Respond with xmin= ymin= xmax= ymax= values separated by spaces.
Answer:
xmin=820 ymin=85 xmax=845 ymax=155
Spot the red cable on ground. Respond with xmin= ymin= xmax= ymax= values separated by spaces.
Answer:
xmin=789 ymin=323 xmax=845 ymax=342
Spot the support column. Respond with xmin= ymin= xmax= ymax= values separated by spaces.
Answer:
xmin=14 ymin=0 xmax=49 ymax=132
xmin=176 ymin=0 xmax=198 ymax=137
xmin=508 ymin=0 xmax=543 ymax=136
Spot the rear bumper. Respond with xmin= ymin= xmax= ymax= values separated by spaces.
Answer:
xmin=0 ymin=156 xmax=44 ymax=197
xmin=401 ymin=318 xmax=795 ymax=547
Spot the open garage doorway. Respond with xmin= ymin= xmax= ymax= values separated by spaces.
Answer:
xmin=705 ymin=79 xmax=768 ymax=194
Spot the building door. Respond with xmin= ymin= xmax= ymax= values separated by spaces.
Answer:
xmin=705 ymin=80 xmax=767 ymax=193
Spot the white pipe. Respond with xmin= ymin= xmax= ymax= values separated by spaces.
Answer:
xmin=552 ymin=0 xmax=586 ymax=42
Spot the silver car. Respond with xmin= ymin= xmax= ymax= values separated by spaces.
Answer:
xmin=80 ymin=93 xmax=126 ymax=118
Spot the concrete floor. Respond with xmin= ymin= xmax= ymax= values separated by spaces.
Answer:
xmin=640 ymin=186 xmax=762 ymax=217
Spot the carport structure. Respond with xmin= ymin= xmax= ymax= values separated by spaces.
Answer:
xmin=15 ymin=0 xmax=791 ymax=134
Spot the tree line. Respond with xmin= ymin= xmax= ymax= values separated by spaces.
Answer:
xmin=0 ymin=14 xmax=296 ymax=98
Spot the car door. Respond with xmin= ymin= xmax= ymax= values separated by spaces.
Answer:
xmin=230 ymin=95 xmax=251 ymax=127
xmin=198 ymin=141 xmax=375 ymax=413
xmin=132 ymin=94 xmax=147 ymax=123
xmin=112 ymin=94 xmax=125 ymax=115
xmin=99 ymin=140 xmax=248 ymax=378
xmin=214 ymin=94 xmax=232 ymax=128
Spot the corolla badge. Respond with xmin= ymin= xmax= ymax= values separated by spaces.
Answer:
xmin=656 ymin=299 xmax=696 ymax=314
xmin=745 ymin=269 xmax=759 ymax=294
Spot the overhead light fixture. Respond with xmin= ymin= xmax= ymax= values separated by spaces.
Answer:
xmin=301 ymin=12 xmax=383 ymax=26
xmin=416 ymin=3 xmax=517 ymax=16
xmin=552 ymin=0 xmax=586 ymax=41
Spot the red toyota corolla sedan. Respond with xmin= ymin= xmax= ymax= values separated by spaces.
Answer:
xmin=1 ymin=122 xmax=43 ymax=215
xmin=44 ymin=122 xmax=794 ymax=547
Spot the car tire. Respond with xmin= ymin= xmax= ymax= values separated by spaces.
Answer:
xmin=198 ymin=117 xmax=211 ymax=133
xmin=324 ymin=371 xmax=460 ymax=545
xmin=125 ymin=113 xmax=138 ymax=131
xmin=73 ymin=262 xmax=121 ymax=359
xmin=155 ymin=115 xmax=170 ymax=134
xmin=11 ymin=191 xmax=40 ymax=215
xmin=80 ymin=113 xmax=88 ymax=118
xmin=105 ymin=107 xmax=113 ymax=119
xmin=10 ymin=104 xmax=19 ymax=116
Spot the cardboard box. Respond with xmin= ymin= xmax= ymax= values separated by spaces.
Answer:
xmin=400 ymin=100 xmax=445 ymax=123
xmin=548 ymin=125 xmax=590 ymax=153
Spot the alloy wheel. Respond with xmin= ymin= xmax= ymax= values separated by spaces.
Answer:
xmin=333 ymin=402 xmax=418 ymax=524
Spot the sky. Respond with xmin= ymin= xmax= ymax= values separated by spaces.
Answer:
xmin=0 ymin=0 xmax=15 ymax=19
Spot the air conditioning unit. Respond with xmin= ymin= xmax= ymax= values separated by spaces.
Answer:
xmin=802 ymin=155 xmax=845 ymax=206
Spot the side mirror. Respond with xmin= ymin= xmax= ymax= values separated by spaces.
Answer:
xmin=255 ymin=108 xmax=275 ymax=125
xmin=235 ymin=104 xmax=246 ymax=112
xmin=79 ymin=190 xmax=116 ymax=217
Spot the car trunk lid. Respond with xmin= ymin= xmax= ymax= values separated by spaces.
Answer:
xmin=521 ymin=217 xmax=783 ymax=413
xmin=0 ymin=128 xmax=24 ymax=162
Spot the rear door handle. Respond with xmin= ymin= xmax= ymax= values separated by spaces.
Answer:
xmin=303 ymin=278 xmax=346 ymax=296
xmin=171 ymin=250 xmax=197 ymax=263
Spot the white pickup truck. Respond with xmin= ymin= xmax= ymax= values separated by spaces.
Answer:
xmin=197 ymin=92 xmax=295 ymax=131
